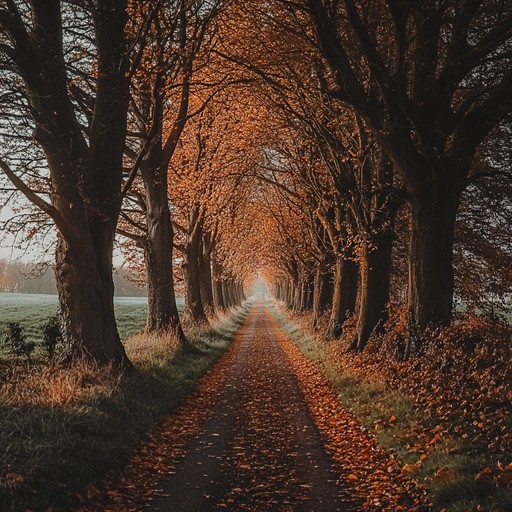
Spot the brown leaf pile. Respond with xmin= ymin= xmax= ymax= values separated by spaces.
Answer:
xmin=335 ymin=311 xmax=512 ymax=461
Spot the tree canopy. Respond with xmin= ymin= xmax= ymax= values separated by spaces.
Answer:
xmin=1 ymin=0 xmax=511 ymax=366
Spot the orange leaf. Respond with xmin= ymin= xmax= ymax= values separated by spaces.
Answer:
xmin=429 ymin=433 xmax=442 ymax=445
xmin=5 ymin=472 xmax=24 ymax=485
xmin=402 ymin=463 xmax=421 ymax=474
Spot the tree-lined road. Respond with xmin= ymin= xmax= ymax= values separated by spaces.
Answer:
xmin=148 ymin=298 xmax=355 ymax=511
xmin=79 ymin=298 xmax=428 ymax=511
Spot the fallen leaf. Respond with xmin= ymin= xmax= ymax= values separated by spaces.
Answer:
xmin=4 ymin=472 xmax=24 ymax=486
xmin=402 ymin=463 xmax=421 ymax=474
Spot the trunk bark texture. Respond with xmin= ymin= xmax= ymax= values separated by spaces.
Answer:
xmin=56 ymin=233 xmax=128 ymax=366
xmin=352 ymin=231 xmax=393 ymax=351
xmin=211 ymin=253 xmax=226 ymax=310
xmin=408 ymin=187 xmax=461 ymax=330
xmin=287 ymin=280 xmax=294 ymax=308
xmin=312 ymin=258 xmax=334 ymax=329
xmin=142 ymin=162 xmax=184 ymax=337
xmin=222 ymin=280 xmax=237 ymax=308
xmin=300 ymin=272 xmax=314 ymax=311
xmin=183 ymin=228 xmax=208 ymax=323
xmin=292 ymin=280 xmax=302 ymax=312
xmin=326 ymin=255 xmax=358 ymax=338
xmin=199 ymin=238 xmax=214 ymax=311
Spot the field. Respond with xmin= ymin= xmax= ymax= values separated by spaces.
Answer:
xmin=0 ymin=293 xmax=184 ymax=358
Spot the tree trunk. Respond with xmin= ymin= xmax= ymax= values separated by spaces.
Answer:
xmin=222 ymin=280 xmax=235 ymax=308
xmin=286 ymin=280 xmax=294 ymax=308
xmin=312 ymin=258 xmax=334 ymax=329
xmin=142 ymin=164 xmax=185 ymax=338
xmin=56 ymin=232 xmax=131 ymax=368
xmin=408 ymin=188 xmax=461 ymax=331
xmin=303 ymin=271 xmax=314 ymax=310
xmin=238 ymin=283 xmax=246 ymax=303
xmin=292 ymin=279 xmax=302 ymax=311
xmin=213 ymin=280 xmax=225 ymax=310
xmin=275 ymin=281 xmax=283 ymax=302
xmin=232 ymin=282 xmax=243 ymax=305
xmin=199 ymin=238 xmax=214 ymax=311
xmin=279 ymin=281 xmax=287 ymax=302
xmin=352 ymin=231 xmax=393 ymax=351
xmin=183 ymin=230 xmax=208 ymax=323
xmin=326 ymin=255 xmax=358 ymax=338
xmin=297 ymin=272 xmax=314 ymax=311
xmin=211 ymin=252 xmax=225 ymax=311
xmin=278 ymin=281 xmax=286 ymax=303
xmin=221 ymin=281 xmax=230 ymax=308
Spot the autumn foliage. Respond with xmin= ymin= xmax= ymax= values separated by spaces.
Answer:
xmin=0 ymin=1 xmax=511 ymax=509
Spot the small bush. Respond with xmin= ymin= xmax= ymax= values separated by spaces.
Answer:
xmin=42 ymin=314 xmax=63 ymax=360
xmin=1 ymin=322 xmax=35 ymax=363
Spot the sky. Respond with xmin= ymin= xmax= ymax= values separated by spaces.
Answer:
xmin=0 ymin=202 xmax=55 ymax=262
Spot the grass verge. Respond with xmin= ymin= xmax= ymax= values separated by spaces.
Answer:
xmin=269 ymin=301 xmax=512 ymax=512
xmin=0 ymin=302 xmax=250 ymax=512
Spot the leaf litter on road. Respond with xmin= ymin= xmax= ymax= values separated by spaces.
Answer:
xmin=75 ymin=302 xmax=431 ymax=511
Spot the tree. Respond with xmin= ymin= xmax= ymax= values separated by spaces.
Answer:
xmin=303 ymin=0 xmax=512 ymax=336
xmin=116 ymin=0 xmax=222 ymax=340
xmin=0 ymin=1 xmax=132 ymax=367
xmin=170 ymin=85 xmax=256 ymax=321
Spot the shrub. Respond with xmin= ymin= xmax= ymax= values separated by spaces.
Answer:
xmin=1 ymin=322 xmax=35 ymax=363
xmin=42 ymin=315 xmax=63 ymax=360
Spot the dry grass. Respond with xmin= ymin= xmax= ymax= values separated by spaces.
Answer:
xmin=124 ymin=330 xmax=181 ymax=369
xmin=0 ymin=360 xmax=123 ymax=407
xmin=1 ymin=329 xmax=183 ymax=412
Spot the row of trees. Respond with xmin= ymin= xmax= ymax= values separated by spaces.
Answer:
xmin=221 ymin=0 xmax=512 ymax=353
xmin=0 ymin=0 xmax=251 ymax=368
xmin=0 ymin=0 xmax=511 ymax=366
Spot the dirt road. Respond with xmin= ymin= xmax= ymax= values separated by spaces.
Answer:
xmin=147 ymin=299 xmax=356 ymax=511
xmin=79 ymin=297 xmax=428 ymax=511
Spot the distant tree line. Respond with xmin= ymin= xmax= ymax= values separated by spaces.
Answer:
xmin=0 ymin=260 xmax=146 ymax=297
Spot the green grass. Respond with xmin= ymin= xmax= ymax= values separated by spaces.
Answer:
xmin=0 ymin=292 xmax=185 ymax=357
xmin=0 ymin=301 xmax=250 ymax=512
xmin=269 ymin=302 xmax=512 ymax=512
